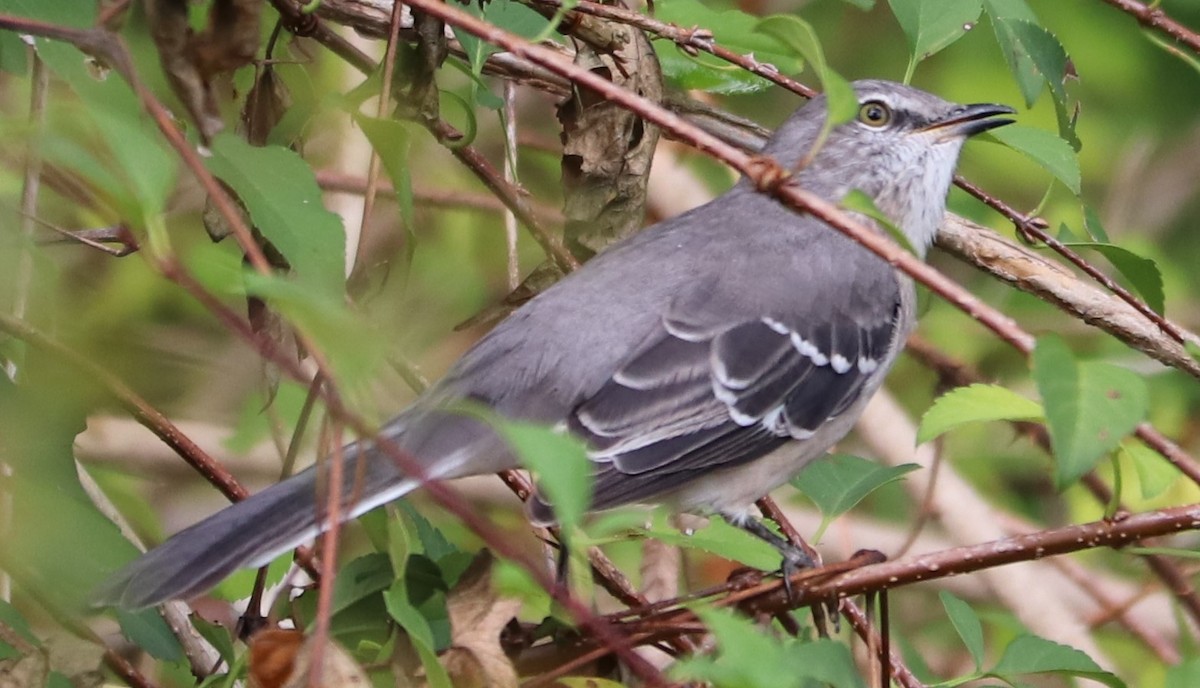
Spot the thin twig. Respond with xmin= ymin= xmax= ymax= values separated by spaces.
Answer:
xmin=1098 ymin=0 xmax=1200 ymax=54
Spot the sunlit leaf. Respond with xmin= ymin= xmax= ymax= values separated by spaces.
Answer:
xmin=1121 ymin=441 xmax=1178 ymax=500
xmin=918 ymin=383 xmax=1043 ymax=444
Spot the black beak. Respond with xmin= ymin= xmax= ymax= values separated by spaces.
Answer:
xmin=920 ymin=103 xmax=1016 ymax=138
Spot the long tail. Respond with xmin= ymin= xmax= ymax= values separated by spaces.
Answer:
xmin=95 ymin=442 xmax=418 ymax=610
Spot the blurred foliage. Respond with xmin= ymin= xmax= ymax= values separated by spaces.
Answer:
xmin=0 ymin=0 xmax=1198 ymax=687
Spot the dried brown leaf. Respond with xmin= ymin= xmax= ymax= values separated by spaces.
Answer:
xmin=440 ymin=552 xmax=522 ymax=688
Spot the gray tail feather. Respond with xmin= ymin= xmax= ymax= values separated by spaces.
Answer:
xmin=95 ymin=444 xmax=418 ymax=610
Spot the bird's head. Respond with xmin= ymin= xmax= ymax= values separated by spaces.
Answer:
xmin=759 ymin=80 xmax=1015 ymax=255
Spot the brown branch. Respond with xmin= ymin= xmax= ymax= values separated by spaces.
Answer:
xmin=0 ymin=311 xmax=248 ymax=503
xmin=158 ymin=262 xmax=669 ymax=686
xmin=1098 ymin=0 xmax=1200 ymax=54
xmin=524 ymin=0 xmax=817 ymax=99
xmin=955 ymin=176 xmax=1187 ymax=345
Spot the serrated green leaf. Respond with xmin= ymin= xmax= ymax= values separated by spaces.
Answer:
xmin=981 ymin=0 xmax=1043 ymax=107
xmin=356 ymin=115 xmax=415 ymax=231
xmin=493 ymin=420 xmax=592 ymax=533
xmin=987 ymin=125 xmax=1080 ymax=194
xmin=918 ymin=383 xmax=1043 ymax=444
xmin=1033 ymin=336 xmax=1149 ymax=488
xmin=940 ymin=591 xmax=985 ymax=670
xmin=653 ymin=0 xmax=805 ymax=94
xmin=329 ymin=553 xmax=394 ymax=616
xmin=206 ymin=134 xmax=347 ymax=296
xmin=888 ymin=0 xmax=982 ymax=81
xmin=990 ymin=635 xmax=1125 ymax=688
xmin=1061 ymin=241 xmax=1165 ymax=314
xmin=116 ymin=609 xmax=185 ymax=663
xmin=791 ymin=454 xmax=919 ymax=541
xmin=998 ymin=18 xmax=1070 ymax=106
xmin=1121 ymin=442 xmax=1178 ymax=500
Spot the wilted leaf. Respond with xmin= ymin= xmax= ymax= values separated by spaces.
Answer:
xmin=918 ymin=383 xmax=1043 ymax=444
xmin=248 ymin=629 xmax=370 ymax=688
xmin=440 ymin=552 xmax=521 ymax=688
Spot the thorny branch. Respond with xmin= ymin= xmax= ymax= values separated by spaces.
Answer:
xmin=1098 ymin=0 xmax=1200 ymax=54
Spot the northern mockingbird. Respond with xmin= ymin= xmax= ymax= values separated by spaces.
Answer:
xmin=99 ymin=80 xmax=1013 ymax=609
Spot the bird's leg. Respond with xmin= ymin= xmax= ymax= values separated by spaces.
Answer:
xmin=723 ymin=514 xmax=814 ymax=600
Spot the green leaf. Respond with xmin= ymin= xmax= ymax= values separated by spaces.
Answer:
xmin=675 ymin=607 xmax=865 ymax=688
xmin=981 ymin=0 xmax=1043 ymax=107
xmin=1187 ymin=340 xmax=1200 ymax=365
xmin=355 ymin=115 xmax=415 ymax=231
xmin=205 ymin=134 xmax=347 ymax=297
xmin=940 ymin=591 xmax=985 ymax=670
xmin=990 ymin=635 xmax=1125 ymax=688
xmin=643 ymin=515 xmax=780 ymax=570
xmin=1166 ymin=658 xmax=1200 ymax=688
xmin=328 ymin=553 xmax=394 ymax=616
xmin=1082 ymin=204 xmax=1110 ymax=242
xmin=384 ymin=580 xmax=453 ymax=688
xmin=1061 ymin=241 xmax=1165 ymax=314
xmin=887 ymin=0 xmax=983 ymax=81
xmin=1125 ymin=547 xmax=1200 ymax=561
xmin=756 ymin=15 xmax=857 ymax=127
xmin=840 ymin=0 xmax=876 ymax=8
xmin=997 ymin=18 xmax=1070 ymax=106
xmin=987 ymin=125 xmax=1081 ymax=194
xmin=791 ymin=454 xmax=919 ymax=541
xmin=1121 ymin=442 xmax=1178 ymax=500
xmin=653 ymin=0 xmax=805 ymax=94
xmin=918 ymin=383 xmax=1043 ymax=444
xmin=493 ymin=419 xmax=592 ymax=533
xmin=116 ymin=609 xmax=185 ymax=663
xmin=1032 ymin=336 xmax=1149 ymax=487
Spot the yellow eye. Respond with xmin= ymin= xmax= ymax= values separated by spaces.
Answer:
xmin=857 ymin=100 xmax=892 ymax=127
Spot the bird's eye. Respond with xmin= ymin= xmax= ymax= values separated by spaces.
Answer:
xmin=857 ymin=100 xmax=892 ymax=127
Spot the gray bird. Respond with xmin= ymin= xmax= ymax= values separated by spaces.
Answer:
xmin=99 ymin=80 xmax=1013 ymax=609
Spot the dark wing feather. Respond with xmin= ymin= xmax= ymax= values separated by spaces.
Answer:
xmin=532 ymin=300 xmax=901 ymax=521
